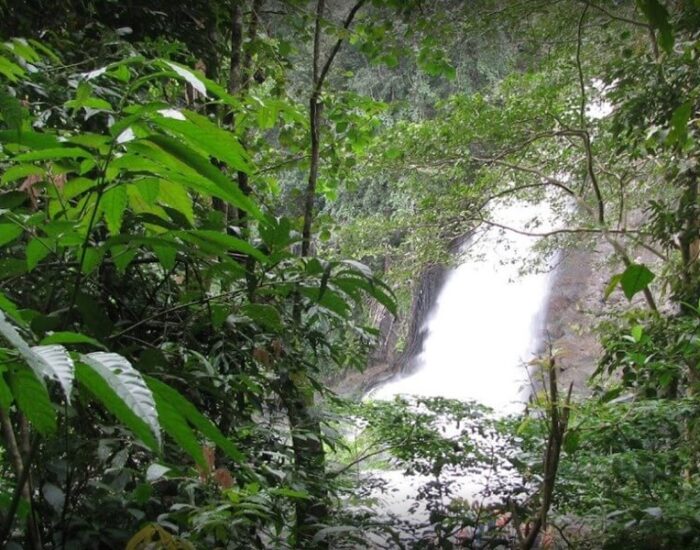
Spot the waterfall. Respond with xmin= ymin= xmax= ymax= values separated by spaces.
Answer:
xmin=362 ymin=201 xmax=557 ymax=531
xmin=372 ymin=201 xmax=555 ymax=412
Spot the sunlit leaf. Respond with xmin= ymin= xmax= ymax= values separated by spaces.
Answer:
xmin=80 ymin=352 xmax=161 ymax=448
xmin=0 ymin=311 xmax=75 ymax=401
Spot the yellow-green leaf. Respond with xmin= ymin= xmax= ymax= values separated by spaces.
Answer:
xmin=1 ymin=164 xmax=45 ymax=185
xmin=102 ymin=185 xmax=128 ymax=235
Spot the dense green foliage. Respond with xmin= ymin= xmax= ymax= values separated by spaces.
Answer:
xmin=0 ymin=0 xmax=699 ymax=548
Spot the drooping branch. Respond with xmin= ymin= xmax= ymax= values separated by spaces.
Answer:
xmin=473 ymin=217 xmax=645 ymax=240
xmin=329 ymin=444 xmax=398 ymax=478
xmin=476 ymin=129 xmax=589 ymax=165
xmin=471 ymin=157 xmax=577 ymax=197
xmin=576 ymin=4 xmax=588 ymax=128
xmin=470 ymin=155 xmax=659 ymax=311
xmin=577 ymin=0 xmax=650 ymax=29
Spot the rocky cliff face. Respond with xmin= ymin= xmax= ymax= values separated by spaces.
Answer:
xmin=539 ymin=246 xmax=605 ymax=395
xmin=537 ymin=236 xmax=662 ymax=396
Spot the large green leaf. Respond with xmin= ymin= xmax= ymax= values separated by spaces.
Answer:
xmin=668 ymin=102 xmax=691 ymax=147
xmin=636 ymin=0 xmax=674 ymax=53
xmin=27 ymin=39 xmax=60 ymax=63
xmin=8 ymin=366 xmax=56 ymax=434
xmin=0 ymin=223 xmax=23 ymax=247
xmin=155 ymin=59 xmax=240 ymax=107
xmin=334 ymin=274 xmax=397 ymax=316
xmin=142 ymin=135 xmax=262 ymax=220
xmin=0 ymin=88 xmax=24 ymax=135
xmin=620 ymin=263 xmax=655 ymax=300
xmin=115 ymin=144 xmax=258 ymax=219
xmin=161 ymin=61 xmax=207 ymax=96
xmin=39 ymin=331 xmax=106 ymax=350
xmin=13 ymin=147 xmax=94 ymax=162
xmin=176 ymin=230 xmax=267 ymax=263
xmin=0 ymin=130 xmax=60 ymax=149
xmin=0 ymin=311 xmax=75 ymax=401
xmin=156 ymin=180 xmax=194 ymax=224
xmin=26 ymin=237 xmax=52 ymax=271
xmin=76 ymin=362 xmax=159 ymax=451
xmin=30 ymin=345 xmax=75 ymax=402
xmin=300 ymin=286 xmax=350 ymax=318
xmin=150 ymin=109 xmax=251 ymax=173
xmin=0 ymin=291 xmax=24 ymax=325
xmin=0 ymin=368 xmax=12 ymax=411
xmin=101 ymin=185 xmax=128 ymax=235
xmin=0 ymin=55 xmax=24 ymax=82
xmin=604 ymin=273 xmax=623 ymax=301
xmin=149 ymin=392 xmax=204 ymax=468
xmin=65 ymin=132 xmax=111 ymax=151
xmin=80 ymin=352 xmax=161 ymax=447
xmin=146 ymin=377 xmax=244 ymax=463
xmin=260 ymin=217 xmax=294 ymax=250
xmin=241 ymin=303 xmax=283 ymax=332
xmin=6 ymin=39 xmax=40 ymax=64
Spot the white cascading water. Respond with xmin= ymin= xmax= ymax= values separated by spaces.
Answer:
xmin=372 ymin=201 xmax=555 ymax=412
xmin=366 ymin=200 xmax=557 ymax=524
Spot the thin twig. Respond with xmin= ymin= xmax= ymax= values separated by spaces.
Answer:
xmin=0 ymin=436 xmax=40 ymax=547
xmin=577 ymin=0 xmax=650 ymax=29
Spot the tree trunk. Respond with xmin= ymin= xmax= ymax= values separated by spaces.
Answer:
xmin=288 ymin=4 xmax=329 ymax=544
xmin=519 ymin=361 xmax=572 ymax=550
xmin=289 ymin=0 xmax=367 ymax=543
xmin=0 ymin=412 xmax=42 ymax=549
xmin=678 ymin=171 xmax=699 ymax=312
xmin=229 ymin=0 xmax=262 ymax=295
xmin=279 ymin=372 xmax=329 ymax=548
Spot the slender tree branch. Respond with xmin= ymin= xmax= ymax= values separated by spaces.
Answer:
xmin=314 ymin=0 xmax=369 ymax=97
xmin=521 ymin=360 xmax=572 ymax=550
xmin=471 ymin=155 xmax=658 ymax=310
xmin=577 ymin=0 xmax=650 ymax=29
xmin=311 ymin=0 xmax=325 ymax=89
xmin=472 ymin=157 xmax=577 ymax=197
xmin=575 ymin=3 xmax=605 ymax=225
xmin=576 ymin=4 xmax=588 ymax=128
xmin=476 ymin=129 xmax=587 ymax=165
xmin=0 ymin=421 xmax=40 ymax=549
xmin=302 ymin=0 xmax=367 ymax=256
xmin=329 ymin=444 xmax=398 ymax=478
xmin=256 ymin=152 xmax=314 ymax=174
xmin=109 ymin=288 xmax=244 ymax=339
xmin=473 ymin=217 xmax=644 ymax=240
